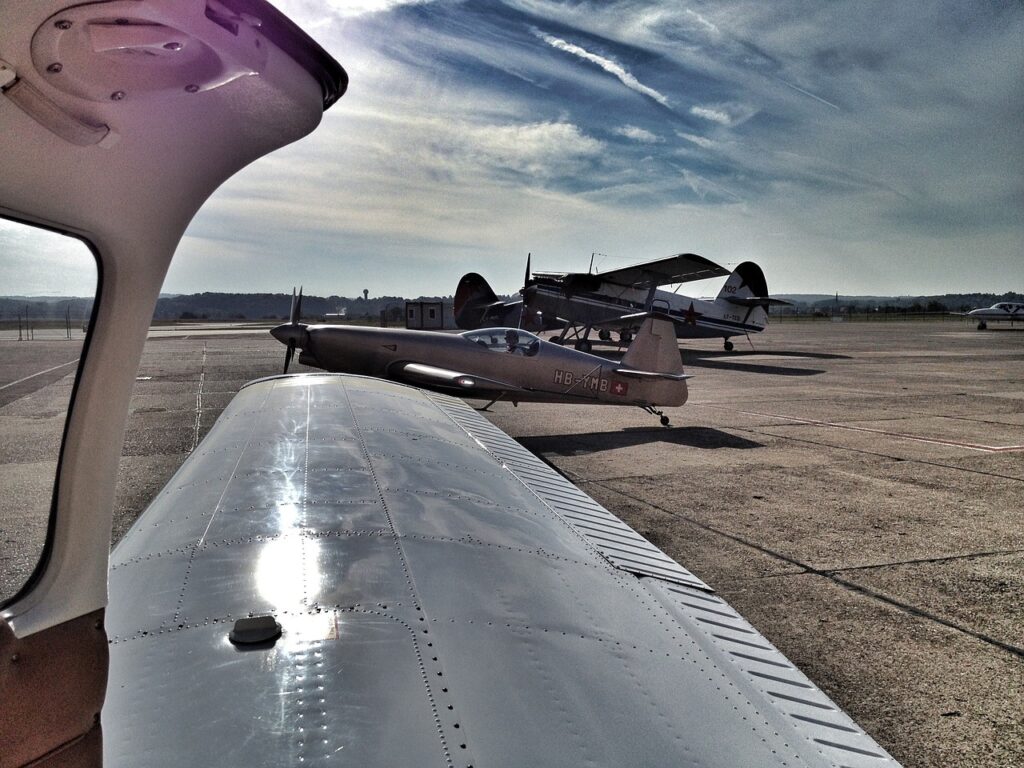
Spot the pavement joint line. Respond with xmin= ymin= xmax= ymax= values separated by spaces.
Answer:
xmin=731 ymin=425 xmax=1024 ymax=484
xmin=691 ymin=403 xmax=1024 ymax=453
xmin=585 ymin=478 xmax=1024 ymax=661
xmin=0 ymin=358 xmax=80 ymax=391
xmin=815 ymin=548 xmax=1024 ymax=574
xmin=827 ymin=575 xmax=1024 ymax=660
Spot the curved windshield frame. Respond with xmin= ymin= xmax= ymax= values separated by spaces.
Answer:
xmin=0 ymin=217 xmax=99 ymax=609
xmin=461 ymin=328 xmax=541 ymax=356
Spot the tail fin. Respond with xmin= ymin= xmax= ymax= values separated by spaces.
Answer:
xmin=716 ymin=261 xmax=776 ymax=327
xmin=716 ymin=261 xmax=768 ymax=301
xmin=454 ymin=273 xmax=499 ymax=329
xmin=618 ymin=316 xmax=684 ymax=377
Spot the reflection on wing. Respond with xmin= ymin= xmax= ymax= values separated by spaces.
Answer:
xmin=594 ymin=252 xmax=730 ymax=288
xmin=103 ymin=374 xmax=899 ymax=767
xmin=396 ymin=362 xmax=524 ymax=392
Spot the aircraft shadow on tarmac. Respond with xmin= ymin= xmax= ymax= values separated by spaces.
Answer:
xmin=679 ymin=349 xmax=833 ymax=377
xmin=519 ymin=426 xmax=763 ymax=456
xmin=585 ymin=347 xmax=839 ymax=377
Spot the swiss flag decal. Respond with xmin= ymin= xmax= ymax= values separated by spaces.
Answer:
xmin=611 ymin=381 xmax=629 ymax=397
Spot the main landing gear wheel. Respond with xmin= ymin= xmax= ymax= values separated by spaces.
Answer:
xmin=619 ymin=331 xmax=632 ymax=344
xmin=575 ymin=339 xmax=592 ymax=353
xmin=977 ymin=321 xmax=987 ymax=330
xmin=724 ymin=339 xmax=734 ymax=351
xmin=598 ymin=329 xmax=611 ymax=341
xmin=660 ymin=415 xmax=670 ymax=427
xmin=551 ymin=336 xmax=564 ymax=345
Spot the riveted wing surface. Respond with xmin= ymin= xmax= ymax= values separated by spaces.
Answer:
xmin=105 ymin=373 xmax=899 ymax=767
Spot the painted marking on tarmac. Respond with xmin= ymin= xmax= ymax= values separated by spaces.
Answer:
xmin=695 ymin=405 xmax=1024 ymax=453
xmin=0 ymin=358 xmax=80 ymax=391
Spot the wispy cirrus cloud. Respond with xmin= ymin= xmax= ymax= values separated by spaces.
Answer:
xmin=532 ymin=28 xmax=670 ymax=107
xmin=148 ymin=0 xmax=1024 ymax=298
xmin=689 ymin=102 xmax=758 ymax=127
xmin=614 ymin=125 xmax=663 ymax=143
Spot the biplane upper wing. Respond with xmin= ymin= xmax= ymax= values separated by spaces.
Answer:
xmin=103 ymin=373 xmax=899 ymax=767
xmin=594 ymin=253 xmax=730 ymax=288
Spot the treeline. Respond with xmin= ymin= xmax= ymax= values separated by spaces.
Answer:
xmin=776 ymin=292 xmax=1022 ymax=316
xmin=152 ymin=292 xmax=444 ymax=321
xmin=3 ymin=290 xmax=1018 ymax=323
xmin=0 ymin=296 xmax=94 ymax=321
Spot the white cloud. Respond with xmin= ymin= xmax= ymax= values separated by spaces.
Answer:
xmin=614 ymin=125 xmax=663 ymax=143
xmin=676 ymin=131 xmax=715 ymax=149
xmin=689 ymin=102 xmax=758 ymax=127
xmin=533 ymin=28 xmax=670 ymax=107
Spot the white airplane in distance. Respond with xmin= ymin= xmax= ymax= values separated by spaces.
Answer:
xmin=965 ymin=301 xmax=1024 ymax=329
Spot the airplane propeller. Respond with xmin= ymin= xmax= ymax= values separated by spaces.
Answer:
xmin=518 ymin=253 xmax=533 ymax=329
xmin=271 ymin=286 xmax=310 ymax=373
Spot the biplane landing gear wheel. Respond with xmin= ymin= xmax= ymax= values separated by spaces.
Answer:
xmin=724 ymin=339 xmax=734 ymax=351
xmin=551 ymin=336 xmax=564 ymax=345
xmin=977 ymin=321 xmax=987 ymax=330
xmin=619 ymin=331 xmax=632 ymax=344
xmin=598 ymin=329 xmax=611 ymax=341
xmin=575 ymin=339 xmax=592 ymax=353
xmin=660 ymin=415 xmax=670 ymax=427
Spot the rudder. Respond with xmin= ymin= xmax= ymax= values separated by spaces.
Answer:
xmin=454 ymin=273 xmax=499 ymax=329
xmin=620 ymin=317 xmax=684 ymax=375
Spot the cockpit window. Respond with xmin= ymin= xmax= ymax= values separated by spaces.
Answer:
xmin=0 ymin=219 xmax=97 ymax=607
xmin=462 ymin=327 xmax=541 ymax=356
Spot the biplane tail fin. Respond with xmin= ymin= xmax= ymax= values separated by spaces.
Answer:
xmin=618 ymin=315 xmax=684 ymax=377
xmin=454 ymin=272 xmax=500 ymax=329
xmin=715 ymin=261 xmax=783 ymax=326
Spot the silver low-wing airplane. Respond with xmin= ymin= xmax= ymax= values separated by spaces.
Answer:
xmin=964 ymin=301 xmax=1024 ymax=329
xmin=0 ymin=2 xmax=899 ymax=767
xmin=272 ymin=290 xmax=689 ymax=425
xmin=458 ymin=255 xmax=790 ymax=351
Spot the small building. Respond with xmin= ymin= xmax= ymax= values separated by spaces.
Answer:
xmin=405 ymin=300 xmax=446 ymax=330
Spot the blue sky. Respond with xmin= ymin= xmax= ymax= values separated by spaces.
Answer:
xmin=5 ymin=1 xmax=1022 ymax=298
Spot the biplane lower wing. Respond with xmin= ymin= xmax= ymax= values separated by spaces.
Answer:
xmin=103 ymin=374 xmax=898 ymax=767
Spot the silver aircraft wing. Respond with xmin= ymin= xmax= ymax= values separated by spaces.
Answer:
xmin=104 ymin=373 xmax=899 ymax=767
xmin=395 ymin=361 xmax=525 ymax=392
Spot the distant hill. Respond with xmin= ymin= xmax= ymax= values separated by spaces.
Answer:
xmin=0 ymin=296 xmax=94 ymax=320
xmin=2 ymin=290 xmax=1019 ymax=322
xmin=775 ymin=292 xmax=1023 ymax=313
xmin=151 ymin=292 xmax=447 ymax=321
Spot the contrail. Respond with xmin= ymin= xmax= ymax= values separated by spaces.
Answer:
xmin=534 ymin=29 xmax=669 ymax=107
xmin=777 ymin=77 xmax=841 ymax=111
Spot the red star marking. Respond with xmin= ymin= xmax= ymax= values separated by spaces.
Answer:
xmin=611 ymin=381 xmax=628 ymax=396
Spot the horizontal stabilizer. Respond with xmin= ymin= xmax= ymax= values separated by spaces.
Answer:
xmin=614 ymin=368 xmax=692 ymax=381
xmin=398 ymin=362 xmax=523 ymax=392
xmin=723 ymin=296 xmax=792 ymax=307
